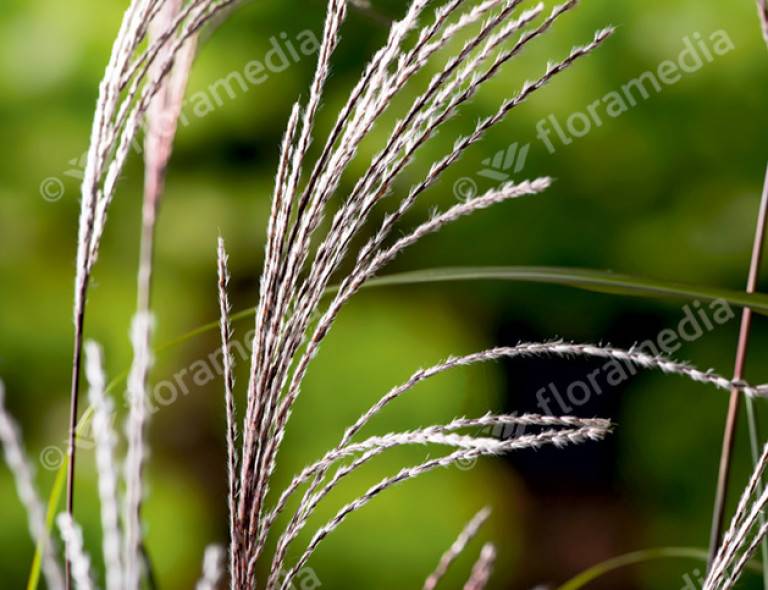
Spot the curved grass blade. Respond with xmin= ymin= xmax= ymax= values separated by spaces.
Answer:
xmin=26 ymin=464 xmax=67 ymax=590
xmin=167 ymin=266 xmax=768 ymax=351
xmin=557 ymin=546 xmax=761 ymax=590
xmin=362 ymin=267 xmax=768 ymax=316
xmin=28 ymin=266 xmax=768 ymax=588
xmin=26 ymin=408 xmax=96 ymax=590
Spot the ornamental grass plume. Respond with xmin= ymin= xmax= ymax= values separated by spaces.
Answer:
xmin=7 ymin=1 xmax=768 ymax=590
xmin=65 ymin=3 xmax=231 ymax=584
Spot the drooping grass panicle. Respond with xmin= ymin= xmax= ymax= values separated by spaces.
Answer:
xmin=78 ymin=0 xmax=222 ymax=293
xmin=261 ymin=414 xmax=607 ymax=548
xmin=424 ymin=507 xmax=491 ymax=590
xmin=275 ymin=423 xmax=610 ymax=590
xmin=84 ymin=342 xmax=124 ymax=590
xmin=0 ymin=381 xmax=64 ymax=590
xmin=57 ymin=513 xmax=94 ymax=590
xmin=306 ymin=340 xmax=768 ymax=455
xmin=5 ymin=0 xmax=765 ymax=588
xmin=40 ymin=0 xmax=630 ymax=588
xmin=23 ymin=0 xmax=768 ymax=588
xmin=265 ymin=416 xmax=610 ymax=584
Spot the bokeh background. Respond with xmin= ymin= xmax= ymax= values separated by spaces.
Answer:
xmin=2 ymin=0 xmax=768 ymax=588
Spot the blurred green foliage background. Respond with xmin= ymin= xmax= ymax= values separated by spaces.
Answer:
xmin=1 ymin=0 xmax=768 ymax=588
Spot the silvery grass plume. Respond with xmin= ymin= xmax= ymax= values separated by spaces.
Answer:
xmin=3 ymin=0 xmax=765 ymax=589
xmin=706 ymin=443 xmax=768 ymax=589
xmin=205 ymin=2 xmax=768 ymax=588
xmin=66 ymin=0 xmax=227 ymax=574
xmin=214 ymin=0 xmax=617 ymax=586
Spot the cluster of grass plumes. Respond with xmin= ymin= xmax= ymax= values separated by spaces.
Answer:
xmin=5 ymin=0 xmax=768 ymax=589
xmin=216 ymin=1 xmax=617 ymax=585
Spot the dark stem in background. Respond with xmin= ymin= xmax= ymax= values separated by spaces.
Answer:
xmin=709 ymin=164 xmax=768 ymax=578
xmin=64 ymin=292 xmax=88 ymax=590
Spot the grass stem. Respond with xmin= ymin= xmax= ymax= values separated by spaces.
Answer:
xmin=709 ymin=163 xmax=768 ymax=586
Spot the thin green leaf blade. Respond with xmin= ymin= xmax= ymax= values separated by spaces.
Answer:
xmin=364 ymin=266 xmax=768 ymax=316
xmin=556 ymin=546 xmax=761 ymax=589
